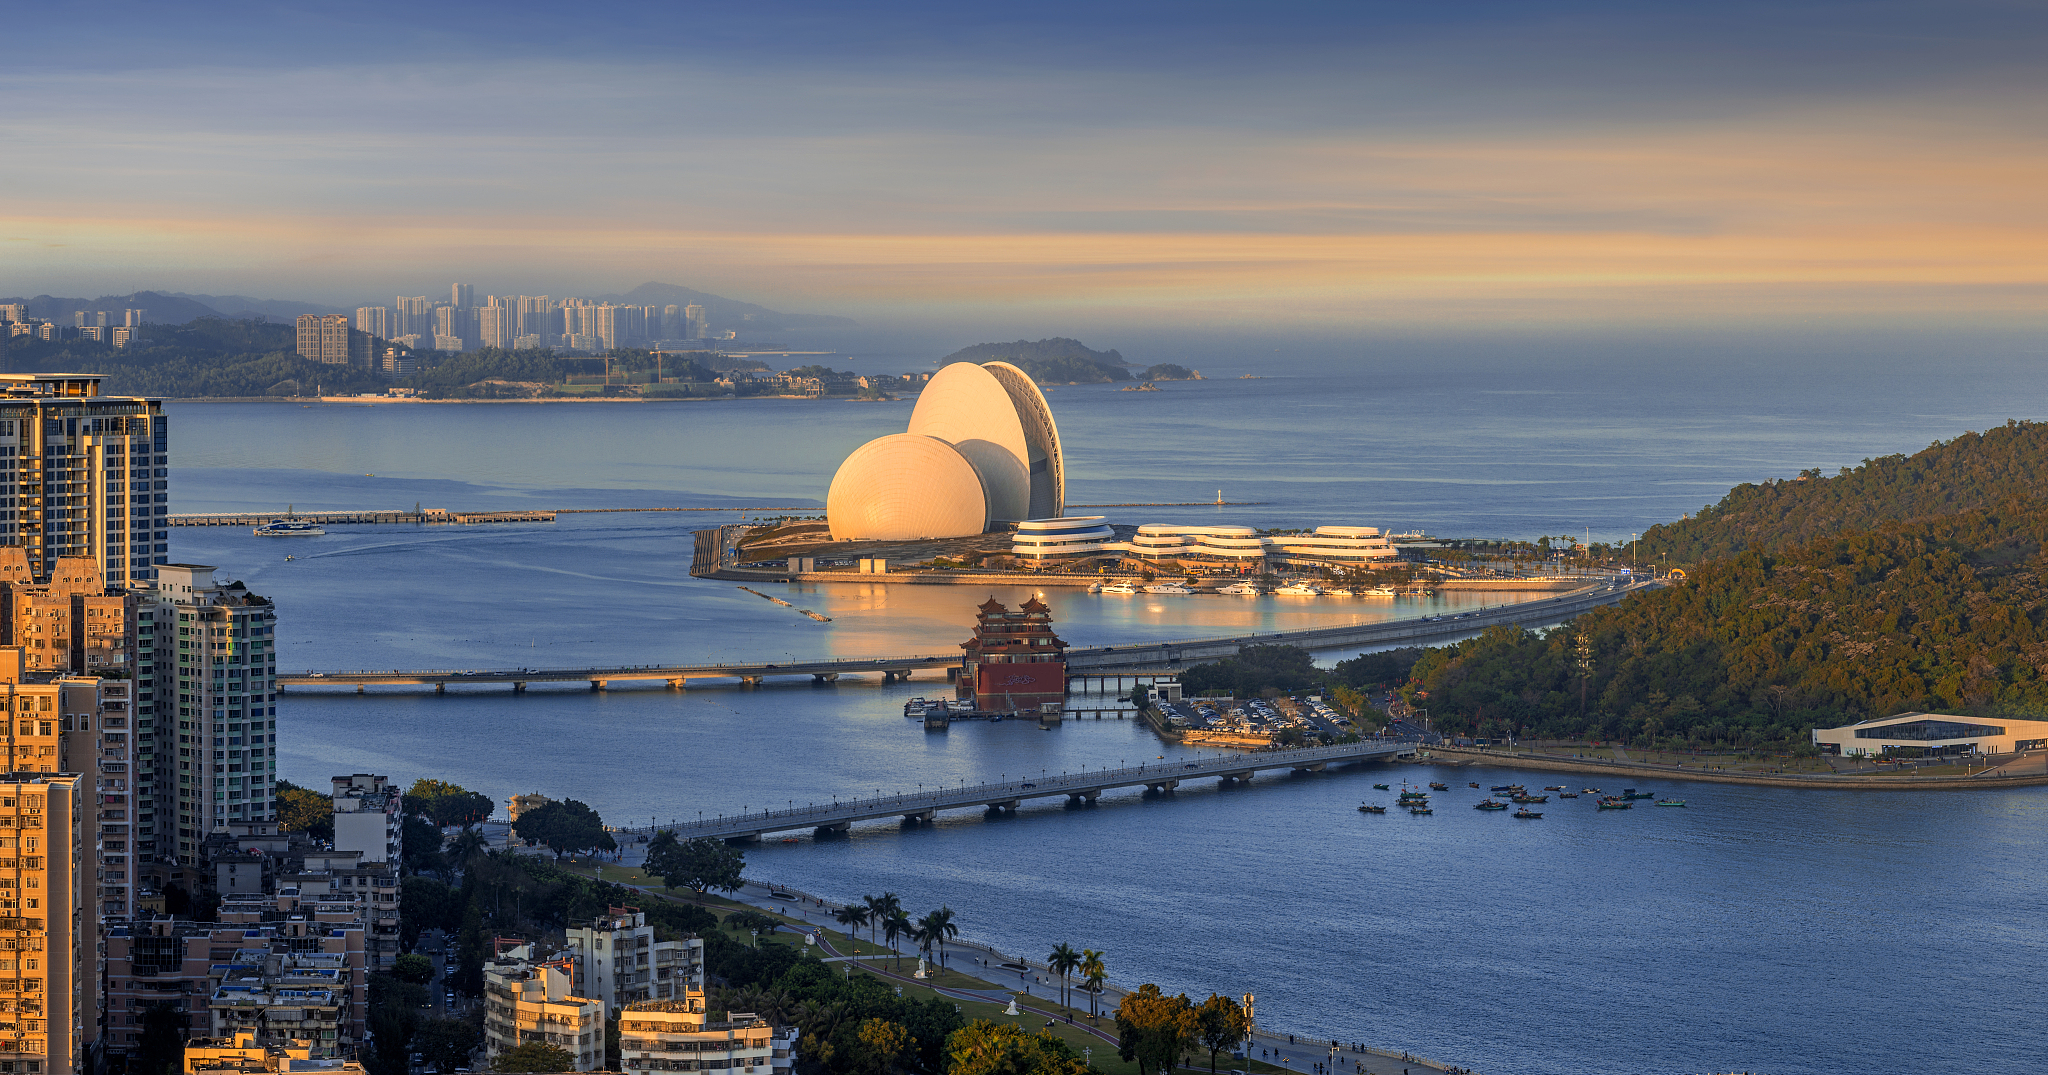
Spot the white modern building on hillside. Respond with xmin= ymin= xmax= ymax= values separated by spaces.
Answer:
xmin=1812 ymin=713 xmax=2048 ymax=757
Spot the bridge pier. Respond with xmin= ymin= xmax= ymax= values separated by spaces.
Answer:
xmin=1066 ymin=790 xmax=1099 ymax=804
xmin=741 ymin=676 xmax=762 ymax=688
xmin=434 ymin=682 xmax=445 ymax=694
xmin=356 ymin=685 xmax=364 ymax=694
xmin=513 ymin=682 xmax=526 ymax=693
xmin=816 ymin=822 xmax=851 ymax=837
xmin=1144 ymin=780 xmax=1179 ymax=793
xmin=1220 ymin=771 xmax=1254 ymax=784
xmin=902 ymin=809 xmax=935 ymax=824
xmin=945 ymin=667 xmax=959 ymax=681
xmin=986 ymin=799 xmax=1020 ymax=814
xmin=590 ymin=680 xmax=608 ymax=692
xmin=1292 ymin=762 xmax=1328 ymax=773
xmin=812 ymin=672 xmax=840 ymax=684
xmin=667 ymin=679 xmax=684 ymax=690
xmin=728 ymin=832 xmax=762 ymax=843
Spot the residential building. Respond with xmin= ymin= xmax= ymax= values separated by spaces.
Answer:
xmin=328 ymin=776 xmax=400 ymax=968
xmin=183 ymin=1028 xmax=367 ymax=1074
xmin=477 ymin=306 xmax=517 ymax=350
xmin=111 ymin=327 xmax=140 ymax=350
xmin=451 ymin=283 xmax=474 ymax=309
xmin=517 ymin=297 xmax=555 ymax=338
xmin=377 ymin=353 xmax=416 ymax=381
xmin=617 ymin=997 xmax=795 ymax=1075
xmin=432 ymin=307 xmax=473 ymax=351
xmin=352 ymin=308 xmax=390 ymax=340
xmin=505 ymin=792 xmax=550 ymax=822
xmin=0 ymin=372 xmax=169 ymax=588
xmin=75 ymin=312 xmax=109 ymax=329
xmin=104 ymin=908 xmax=368 ymax=1067
xmin=123 ymin=310 xmax=146 ymax=329
xmin=564 ymin=909 xmax=704 ymax=1017
xmin=142 ymin=564 xmax=278 ymax=866
xmin=0 ymin=772 xmax=94 ymax=1075
xmin=393 ymin=297 xmax=431 ymax=339
xmin=511 ymin=335 xmax=542 ymax=351
xmin=0 ymin=307 xmax=27 ymax=324
xmin=684 ymin=305 xmax=705 ymax=339
xmin=483 ymin=945 xmax=603 ymax=1072
xmin=294 ymin=316 xmax=349 ymax=365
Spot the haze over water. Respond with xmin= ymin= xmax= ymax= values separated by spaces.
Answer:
xmin=168 ymin=363 xmax=2048 ymax=1075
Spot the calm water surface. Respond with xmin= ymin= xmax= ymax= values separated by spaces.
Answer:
xmin=162 ymin=366 xmax=2048 ymax=1075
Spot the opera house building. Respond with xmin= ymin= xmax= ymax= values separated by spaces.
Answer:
xmin=827 ymin=361 xmax=1065 ymax=540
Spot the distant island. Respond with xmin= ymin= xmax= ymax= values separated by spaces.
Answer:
xmin=934 ymin=338 xmax=1202 ymax=385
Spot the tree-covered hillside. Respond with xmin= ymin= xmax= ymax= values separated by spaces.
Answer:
xmin=938 ymin=338 xmax=1130 ymax=383
xmin=1410 ymin=500 xmax=2048 ymax=747
xmin=1638 ymin=420 xmax=2048 ymax=566
xmin=4 ymin=317 xmax=385 ymax=396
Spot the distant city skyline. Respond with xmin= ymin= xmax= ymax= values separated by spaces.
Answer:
xmin=5 ymin=1 xmax=2043 ymax=346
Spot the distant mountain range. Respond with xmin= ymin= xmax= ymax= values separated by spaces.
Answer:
xmin=0 ymin=282 xmax=854 ymax=331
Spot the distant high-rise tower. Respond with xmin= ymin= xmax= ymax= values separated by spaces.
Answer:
xmin=452 ymin=283 xmax=475 ymax=308
xmin=661 ymin=305 xmax=682 ymax=338
xmin=685 ymin=304 xmax=705 ymax=339
xmin=477 ymin=305 xmax=517 ymax=350
xmin=123 ymin=308 xmax=146 ymax=328
xmin=395 ymin=295 xmax=432 ymax=337
xmin=0 ymin=372 xmax=170 ymax=588
xmin=297 ymin=314 xmax=351 ymax=364
xmin=517 ymin=296 xmax=554 ymax=338
xmin=355 ymin=306 xmax=391 ymax=338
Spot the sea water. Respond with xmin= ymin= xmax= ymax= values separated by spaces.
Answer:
xmin=166 ymin=362 xmax=2048 ymax=1075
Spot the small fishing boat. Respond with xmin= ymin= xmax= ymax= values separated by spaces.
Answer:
xmin=1543 ymin=785 xmax=1566 ymax=791
xmin=1655 ymin=799 xmax=1687 ymax=807
xmin=1597 ymin=800 xmax=1632 ymax=810
xmin=1558 ymin=792 xmax=1579 ymax=799
xmin=1489 ymin=785 xmax=1520 ymax=793
xmin=1510 ymin=794 xmax=1549 ymax=804
xmin=1428 ymin=782 xmax=1448 ymax=790
xmin=1474 ymin=800 xmax=1508 ymax=811
xmin=1397 ymin=792 xmax=1429 ymax=805
xmin=1357 ymin=804 xmax=1387 ymax=814
xmin=283 ymin=555 xmax=296 ymax=561
xmin=1582 ymin=788 xmax=1601 ymax=794
xmin=1373 ymin=783 xmax=1391 ymax=790
xmin=1513 ymin=808 xmax=1543 ymax=819
xmin=1407 ymin=805 xmax=1433 ymax=815
xmin=1623 ymin=789 xmax=1655 ymax=800
xmin=1467 ymin=782 xmax=1480 ymax=788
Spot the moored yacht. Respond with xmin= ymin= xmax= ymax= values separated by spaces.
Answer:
xmin=1099 ymin=582 xmax=1138 ymax=594
xmin=1274 ymin=582 xmax=1321 ymax=596
xmin=1142 ymin=582 xmax=1192 ymax=594
xmin=1217 ymin=581 xmax=1261 ymax=595
xmin=253 ymin=518 xmax=325 ymax=536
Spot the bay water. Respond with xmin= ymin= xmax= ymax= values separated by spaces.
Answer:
xmin=165 ymin=363 xmax=2048 ymax=1075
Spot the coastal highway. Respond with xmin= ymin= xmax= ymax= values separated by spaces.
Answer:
xmin=278 ymin=579 xmax=1657 ymax=692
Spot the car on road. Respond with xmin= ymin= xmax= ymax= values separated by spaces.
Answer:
xmin=1020 ymin=782 xmax=1036 ymax=788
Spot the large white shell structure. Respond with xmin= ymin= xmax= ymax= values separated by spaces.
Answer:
xmin=978 ymin=361 xmax=1064 ymax=519
xmin=906 ymin=362 xmax=1033 ymax=523
xmin=825 ymin=434 xmax=990 ymax=540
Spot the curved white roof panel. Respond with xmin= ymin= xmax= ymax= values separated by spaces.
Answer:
xmin=907 ymin=362 xmax=1032 ymax=522
xmin=826 ymin=434 xmax=989 ymax=540
xmin=979 ymin=361 xmax=1065 ymax=519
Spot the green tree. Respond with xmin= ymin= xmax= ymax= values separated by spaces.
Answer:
xmin=415 ymin=1014 xmax=483 ymax=1075
xmin=647 ymin=836 xmax=745 ymax=894
xmin=512 ymin=799 xmax=617 ymax=861
xmin=850 ymin=1018 xmax=911 ymax=1075
xmin=274 ymin=779 xmax=333 ymax=841
xmin=402 ymin=875 xmax=458 ymax=953
xmin=393 ymin=952 xmax=435 ymax=985
xmin=946 ymin=1020 xmax=1093 ymax=1075
xmin=490 ymin=1042 xmax=576 ymax=1073
xmin=1193 ymin=994 xmax=1248 ymax=1073
xmin=403 ymin=814 xmax=446 ymax=876
xmin=882 ymin=910 xmax=911 ymax=969
xmin=1046 ymin=943 xmax=1081 ymax=1011
xmin=834 ymin=902 xmax=871 ymax=940
xmin=1115 ymin=985 xmax=1197 ymax=1075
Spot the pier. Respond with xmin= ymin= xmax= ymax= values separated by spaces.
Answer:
xmin=645 ymin=741 xmax=1413 ymax=842
xmin=279 ymin=580 xmax=1655 ymax=693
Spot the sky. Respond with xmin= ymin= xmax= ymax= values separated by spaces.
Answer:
xmin=3 ymin=0 xmax=2045 ymax=351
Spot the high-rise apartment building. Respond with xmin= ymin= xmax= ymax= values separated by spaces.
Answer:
xmin=516 ymin=296 xmax=554 ymax=338
xmin=432 ymin=307 xmax=474 ymax=351
xmin=142 ymin=565 xmax=277 ymax=867
xmin=353 ymin=307 xmax=390 ymax=339
xmin=685 ymin=304 xmax=705 ymax=339
xmin=476 ymin=306 xmax=516 ymax=350
xmin=0 ymin=771 xmax=93 ymax=1075
xmin=393 ymin=297 xmax=432 ymax=339
xmin=122 ymin=310 xmax=146 ymax=329
xmin=0 ymin=307 xmax=26 ymax=325
xmin=0 ymin=634 xmax=133 ymax=924
xmin=0 ymin=373 xmax=168 ymax=589
xmin=294 ymin=316 xmax=376 ymax=367
xmin=565 ymin=909 xmax=703 ymax=1018
xmin=328 ymin=775 xmax=400 ymax=968
xmin=73 ymin=312 xmax=108 ymax=330
xmin=451 ymin=283 xmax=474 ymax=309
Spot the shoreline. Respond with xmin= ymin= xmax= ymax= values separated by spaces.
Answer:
xmin=1424 ymin=746 xmax=2048 ymax=790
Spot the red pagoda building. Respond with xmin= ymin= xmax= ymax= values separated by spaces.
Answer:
xmin=958 ymin=595 xmax=1069 ymax=711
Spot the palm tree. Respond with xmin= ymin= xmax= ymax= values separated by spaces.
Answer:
xmin=1047 ymin=943 xmax=1081 ymax=1011
xmin=1079 ymin=949 xmax=1106 ymax=1020
xmin=882 ymin=910 xmax=912 ymax=970
xmin=834 ymin=903 xmax=869 ymax=944
xmin=867 ymin=893 xmax=901 ymax=945
xmin=920 ymin=906 xmax=959 ymax=967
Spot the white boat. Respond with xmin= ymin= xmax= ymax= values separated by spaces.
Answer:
xmin=1363 ymin=586 xmax=1397 ymax=597
xmin=1217 ymin=582 xmax=1261 ymax=595
xmin=1322 ymin=587 xmax=1353 ymax=596
xmin=1143 ymin=583 xmax=1191 ymax=594
xmin=1274 ymin=582 xmax=1321 ymax=596
xmin=253 ymin=519 xmax=325 ymax=537
xmin=1100 ymin=582 xmax=1138 ymax=594
xmin=1086 ymin=581 xmax=1104 ymax=593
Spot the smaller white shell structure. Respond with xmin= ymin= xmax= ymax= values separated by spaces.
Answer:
xmin=826 ymin=433 xmax=990 ymax=540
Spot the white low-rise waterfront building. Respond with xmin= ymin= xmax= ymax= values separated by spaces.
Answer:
xmin=1811 ymin=712 xmax=2048 ymax=757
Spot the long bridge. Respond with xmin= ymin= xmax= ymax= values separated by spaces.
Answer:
xmin=276 ymin=579 xmax=1656 ymax=693
xmin=642 ymin=740 xmax=1416 ymax=842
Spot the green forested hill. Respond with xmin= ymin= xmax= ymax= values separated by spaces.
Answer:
xmin=1638 ymin=420 xmax=2048 ymax=565
xmin=1409 ymin=501 xmax=2048 ymax=746
xmin=937 ymin=338 xmax=1130 ymax=383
